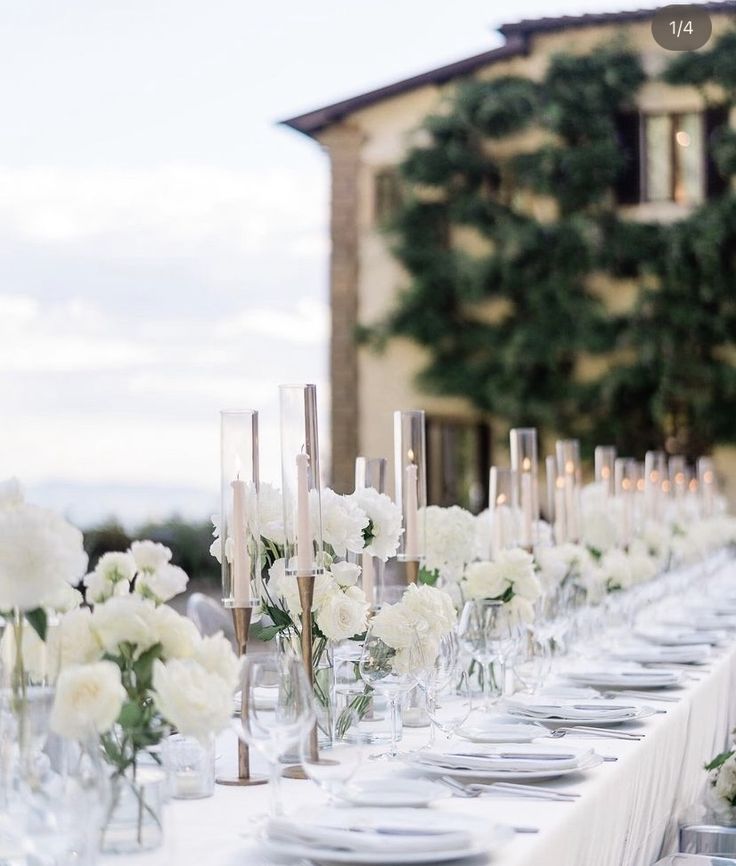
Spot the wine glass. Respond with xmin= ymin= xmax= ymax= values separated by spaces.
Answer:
xmin=234 ymin=653 xmax=316 ymax=816
xmin=426 ymin=671 xmax=472 ymax=741
xmin=359 ymin=624 xmax=415 ymax=760
xmin=415 ymin=632 xmax=459 ymax=748
xmin=299 ymin=709 xmax=364 ymax=802
xmin=457 ymin=600 xmax=522 ymax=710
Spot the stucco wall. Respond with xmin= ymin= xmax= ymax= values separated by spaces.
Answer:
xmin=319 ymin=12 xmax=736 ymax=500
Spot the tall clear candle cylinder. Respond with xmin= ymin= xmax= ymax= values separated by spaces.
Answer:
xmin=509 ymin=428 xmax=538 ymax=549
xmin=555 ymin=440 xmax=581 ymax=542
xmin=614 ymin=457 xmax=636 ymax=547
xmin=545 ymin=455 xmax=556 ymax=522
xmin=393 ymin=411 xmax=426 ymax=563
xmin=279 ymin=384 xmax=324 ymax=577
xmin=354 ymin=456 xmax=387 ymax=607
xmin=698 ymin=457 xmax=716 ymax=518
xmin=220 ymin=411 xmax=260 ymax=609
xmin=669 ymin=455 xmax=687 ymax=502
xmin=594 ymin=446 xmax=616 ymax=497
xmin=489 ymin=467 xmax=518 ymax=558
xmin=644 ymin=450 xmax=667 ymax=519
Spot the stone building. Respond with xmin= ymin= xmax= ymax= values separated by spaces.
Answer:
xmin=284 ymin=3 xmax=736 ymax=507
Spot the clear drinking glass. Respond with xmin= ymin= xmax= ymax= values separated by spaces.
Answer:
xmin=359 ymin=625 xmax=414 ymax=760
xmin=234 ymin=654 xmax=316 ymax=816
xmin=415 ymin=632 xmax=459 ymax=748
xmin=426 ymin=672 xmax=472 ymax=741
xmin=300 ymin=710 xmax=365 ymax=802
xmin=458 ymin=600 xmax=522 ymax=710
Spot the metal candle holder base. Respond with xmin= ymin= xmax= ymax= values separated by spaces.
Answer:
xmin=404 ymin=559 xmax=419 ymax=585
xmin=216 ymin=606 xmax=267 ymax=787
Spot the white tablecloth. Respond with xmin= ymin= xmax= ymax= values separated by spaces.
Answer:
xmin=107 ymin=557 xmax=736 ymax=866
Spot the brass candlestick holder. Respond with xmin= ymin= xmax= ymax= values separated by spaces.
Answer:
xmin=404 ymin=559 xmax=419 ymax=585
xmin=216 ymin=606 xmax=267 ymax=787
xmin=283 ymin=573 xmax=333 ymax=780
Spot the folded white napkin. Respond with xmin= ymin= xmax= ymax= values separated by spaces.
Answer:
xmin=611 ymin=644 xmax=711 ymax=664
xmin=265 ymin=813 xmax=472 ymax=854
xmin=413 ymin=743 xmax=590 ymax=772
xmin=505 ymin=696 xmax=636 ymax=720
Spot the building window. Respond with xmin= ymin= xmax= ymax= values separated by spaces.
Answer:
xmin=615 ymin=107 xmax=729 ymax=206
xmin=425 ymin=416 xmax=491 ymax=513
xmin=373 ymin=168 xmax=403 ymax=223
xmin=644 ymin=112 xmax=705 ymax=205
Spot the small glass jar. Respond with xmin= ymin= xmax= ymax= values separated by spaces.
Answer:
xmin=163 ymin=734 xmax=215 ymax=800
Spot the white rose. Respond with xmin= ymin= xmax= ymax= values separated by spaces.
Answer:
xmin=151 ymin=603 xmax=200 ymax=659
xmin=422 ymin=506 xmax=477 ymax=583
xmin=473 ymin=509 xmax=492 ymax=561
xmin=193 ymin=632 xmax=241 ymax=691
xmin=628 ymin=552 xmax=657 ymax=584
xmin=130 ymin=540 xmax=172 ymax=574
xmin=535 ymin=547 xmax=569 ymax=590
xmin=464 ymin=561 xmax=510 ymax=600
xmin=330 ymin=561 xmax=361 ymax=588
xmin=600 ymin=549 xmax=633 ymax=591
xmin=582 ymin=506 xmax=619 ymax=554
xmin=392 ymin=633 xmax=440 ymax=676
xmin=370 ymin=603 xmax=415 ymax=650
xmin=97 ymin=551 xmax=137 ymax=586
xmin=0 ymin=621 xmax=50 ymax=683
xmin=495 ymin=548 xmax=536 ymax=586
xmin=90 ymin=595 xmax=159 ymax=657
xmin=316 ymin=589 xmax=368 ymax=641
xmin=317 ymin=489 xmax=369 ymax=558
xmin=401 ymin=584 xmax=456 ymax=637
xmin=51 ymin=661 xmax=126 ymax=739
xmin=348 ymin=488 xmax=402 ymax=561
xmin=258 ymin=483 xmax=285 ymax=546
xmin=268 ymin=558 xmax=332 ymax=617
xmin=43 ymin=580 xmax=83 ymax=613
xmin=0 ymin=504 xmax=88 ymax=611
xmin=715 ymin=754 xmax=736 ymax=804
xmin=153 ymin=658 xmax=233 ymax=741
xmin=84 ymin=569 xmax=130 ymax=604
xmin=49 ymin=607 xmax=101 ymax=671
xmin=135 ymin=564 xmax=189 ymax=604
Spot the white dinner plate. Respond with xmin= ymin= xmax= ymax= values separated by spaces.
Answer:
xmin=259 ymin=810 xmax=513 ymax=865
xmin=457 ymin=720 xmax=552 ymax=744
xmin=636 ymin=627 xmax=727 ymax=646
xmin=408 ymin=751 xmax=603 ymax=782
xmin=337 ymin=778 xmax=451 ymax=808
xmin=503 ymin=698 xmax=655 ymax=727
xmin=610 ymin=644 xmax=711 ymax=665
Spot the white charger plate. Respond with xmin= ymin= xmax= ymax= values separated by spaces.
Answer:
xmin=564 ymin=670 xmax=682 ymax=689
xmin=337 ymin=778 xmax=451 ymax=808
xmin=259 ymin=816 xmax=513 ymax=865
xmin=408 ymin=751 xmax=603 ymax=782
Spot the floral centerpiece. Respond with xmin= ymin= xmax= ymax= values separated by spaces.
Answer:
xmin=50 ymin=540 xmax=241 ymax=852
xmin=462 ymin=548 xmax=543 ymax=622
xmin=705 ymin=748 xmax=736 ymax=824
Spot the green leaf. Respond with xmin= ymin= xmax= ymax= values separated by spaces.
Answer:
xmin=418 ymin=567 xmax=439 ymax=586
xmin=132 ymin=642 xmax=164 ymax=690
xmin=250 ymin=623 xmax=284 ymax=642
xmin=706 ymin=750 xmax=735 ymax=772
xmin=25 ymin=607 xmax=47 ymax=642
xmin=118 ymin=700 xmax=144 ymax=730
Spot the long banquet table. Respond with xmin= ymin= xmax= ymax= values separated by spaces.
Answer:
xmin=109 ymin=555 xmax=736 ymax=866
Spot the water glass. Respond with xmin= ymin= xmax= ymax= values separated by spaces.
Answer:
xmin=234 ymin=653 xmax=316 ymax=816
xmin=426 ymin=671 xmax=472 ymax=741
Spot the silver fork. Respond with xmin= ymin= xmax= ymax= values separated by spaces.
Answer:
xmin=601 ymin=689 xmax=678 ymax=704
xmin=549 ymin=726 xmax=643 ymax=740
xmin=438 ymin=775 xmax=579 ymax=802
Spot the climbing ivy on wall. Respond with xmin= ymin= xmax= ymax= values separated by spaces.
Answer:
xmin=361 ymin=31 xmax=736 ymax=458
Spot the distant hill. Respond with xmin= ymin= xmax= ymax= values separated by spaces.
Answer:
xmin=26 ymin=479 xmax=217 ymax=530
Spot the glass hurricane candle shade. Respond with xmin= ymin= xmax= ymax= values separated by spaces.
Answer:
xmin=669 ymin=455 xmax=688 ymax=501
xmin=555 ymin=440 xmax=581 ymax=542
xmin=614 ymin=457 xmax=637 ymax=547
xmin=698 ymin=456 xmax=717 ymax=517
xmin=220 ymin=411 xmax=261 ymax=608
xmin=280 ymin=384 xmax=324 ymax=577
xmin=355 ymin=457 xmax=387 ymax=607
xmin=594 ymin=446 xmax=616 ymax=497
xmin=393 ymin=411 xmax=426 ymax=562
xmin=489 ymin=467 xmax=518 ymax=557
xmin=509 ymin=428 xmax=539 ymax=549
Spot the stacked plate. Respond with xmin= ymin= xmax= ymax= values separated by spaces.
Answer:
xmin=563 ymin=664 xmax=683 ymax=690
xmin=662 ymin=614 xmax=736 ymax=631
xmin=408 ymin=742 xmax=602 ymax=781
xmin=636 ymin=626 xmax=727 ymax=646
xmin=457 ymin=715 xmax=552 ymax=744
xmin=503 ymin=694 xmax=655 ymax=726
xmin=260 ymin=807 xmax=513 ymax=864
xmin=610 ymin=643 xmax=711 ymax=665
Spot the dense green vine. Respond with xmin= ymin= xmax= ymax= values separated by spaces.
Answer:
xmin=361 ymin=31 xmax=736 ymax=458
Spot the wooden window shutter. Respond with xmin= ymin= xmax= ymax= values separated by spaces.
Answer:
xmin=614 ymin=112 xmax=642 ymax=204
xmin=705 ymin=105 xmax=730 ymax=199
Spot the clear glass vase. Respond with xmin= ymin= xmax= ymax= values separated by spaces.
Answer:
xmin=101 ymin=767 xmax=166 ymax=854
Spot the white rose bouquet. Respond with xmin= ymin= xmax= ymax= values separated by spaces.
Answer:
xmin=52 ymin=542 xmax=239 ymax=784
xmin=462 ymin=548 xmax=542 ymax=624
xmin=706 ymin=749 xmax=736 ymax=820
xmin=421 ymin=505 xmax=477 ymax=585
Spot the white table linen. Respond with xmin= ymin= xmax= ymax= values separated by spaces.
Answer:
xmin=105 ymin=557 xmax=736 ymax=866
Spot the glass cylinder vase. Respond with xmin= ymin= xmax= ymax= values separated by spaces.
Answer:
xmin=509 ymin=428 xmax=538 ymax=550
xmin=489 ymin=467 xmax=518 ymax=558
xmin=355 ymin=456 xmax=387 ymax=608
xmin=555 ymin=440 xmax=581 ymax=543
xmin=594 ymin=446 xmax=616 ymax=497
xmin=393 ymin=410 xmax=426 ymax=564
xmin=220 ymin=410 xmax=261 ymax=609
xmin=100 ymin=767 xmax=166 ymax=854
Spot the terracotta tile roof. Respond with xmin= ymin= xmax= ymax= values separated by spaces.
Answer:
xmin=282 ymin=1 xmax=736 ymax=136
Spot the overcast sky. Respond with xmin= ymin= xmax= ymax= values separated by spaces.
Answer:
xmin=0 ymin=0 xmax=669 ymax=525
